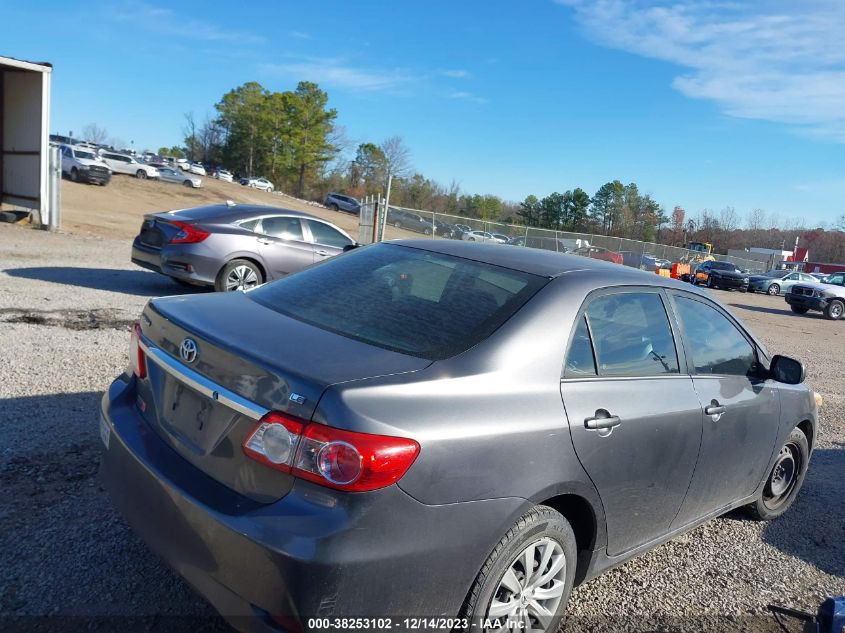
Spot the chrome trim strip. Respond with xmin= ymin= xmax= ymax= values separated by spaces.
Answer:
xmin=139 ymin=340 xmax=269 ymax=421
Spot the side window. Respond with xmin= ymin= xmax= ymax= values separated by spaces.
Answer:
xmin=238 ymin=219 xmax=259 ymax=232
xmin=786 ymin=273 xmax=799 ymax=280
xmin=306 ymin=220 xmax=352 ymax=248
xmin=262 ymin=217 xmax=304 ymax=241
xmin=564 ymin=316 xmax=597 ymax=378
xmin=673 ymin=296 xmax=758 ymax=377
xmin=584 ymin=292 xmax=679 ymax=377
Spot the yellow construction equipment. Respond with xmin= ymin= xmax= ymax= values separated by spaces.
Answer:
xmin=682 ymin=242 xmax=716 ymax=265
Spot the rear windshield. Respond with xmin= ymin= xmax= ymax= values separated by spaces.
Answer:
xmin=250 ymin=243 xmax=547 ymax=360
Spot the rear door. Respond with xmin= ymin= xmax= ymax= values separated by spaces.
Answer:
xmin=255 ymin=215 xmax=315 ymax=278
xmin=302 ymin=219 xmax=354 ymax=262
xmin=561 ymin=288 xmax=703 ymax=556
xmin=669 ymin=292 xmax=779 ymax=527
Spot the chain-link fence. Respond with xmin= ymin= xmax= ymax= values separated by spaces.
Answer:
xmin=372 ymin=205 xmax=767 ymax=274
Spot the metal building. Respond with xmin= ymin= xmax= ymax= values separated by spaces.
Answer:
xmin=0 ymin=56 xmax=53 ymax=226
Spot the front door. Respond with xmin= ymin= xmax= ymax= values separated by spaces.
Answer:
xmin=561 ymin=289 xmax=703 ymax=556
xmin=302 ymin=219 xmax=353 ymax=263
xmin=255 ymin=216 xmax=315 ymax=279
xmin=669 ymin=293 xmax=780 ymax=528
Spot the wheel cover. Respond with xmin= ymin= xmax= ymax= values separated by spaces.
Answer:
xmin=763 ymin=443 xmax=800 ymax=510
xmin=486 ymin=538 xmax=566 ymax=632
xmin=225 ymin=265 xmax=259 ymax=291
xmin=768 ymin=284 xmax=779 ymax=295
xmin=831 ymin=302 xmax=843 ymax=318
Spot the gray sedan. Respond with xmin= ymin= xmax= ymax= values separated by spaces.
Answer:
xmin=157 ymin=166 xmax=202 ymax=188
xmin=749 ymin=270 xmax=817 ymax=295
xmin=102 ymin=241 xmax=816 ymax=632
xmin=131 ymin=203 xmax=355 ymax=291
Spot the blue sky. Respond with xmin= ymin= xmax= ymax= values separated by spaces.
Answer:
xmin=2 ymin=0 xmax=844 ymax=225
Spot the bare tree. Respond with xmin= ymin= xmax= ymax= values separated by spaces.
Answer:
xmin=183 ymin=112 xmax=198 ymax=161
xmin=719 ymin=206 xmax=738 ymax=233
xmin=81 ymin=123 xmax=108 ymax=144
xmin=745 ymin=208 xmax=767 ymax=231
xmin=379 ymin=136 xmax=412 ymax=179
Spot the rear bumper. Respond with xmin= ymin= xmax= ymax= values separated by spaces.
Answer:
xmin=131 ymin=238 xmax=217 ymax=285
xmin=785 ymin=293 xmax=826 ymax=311
xmin=100 ymin=377 xmax=524 ymax=631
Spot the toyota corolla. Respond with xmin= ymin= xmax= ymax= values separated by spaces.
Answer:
xmin=100 ymin=240 xmax=818 ymax=633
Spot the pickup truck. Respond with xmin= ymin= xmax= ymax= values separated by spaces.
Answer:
xmin=785 ymin=271 xmax=845 ymax=320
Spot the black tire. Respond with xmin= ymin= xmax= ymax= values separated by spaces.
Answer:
xmin=183 ymin=180 xmax=193 ymax=188
xmin=393 ymin=221 xmax=402 ymax=229
xmin=136 ymin=170 xmax=148 ymax=179
xmin=740 ymin=287 xmax=748 ymax=293
xmin=824 ymin=299 xmax=844 ymax=320
xmin=70 ymin=168 xmax=79 ymax=182
xmin=706 ymin=276 xmax=713 ymax=288
xmin=460 ymin=506 xmax=577 ymax=633
xmin=328 ymin=203 xmax=339 ymax=212
xmin=423 ymin=227 xmax=432 ymax=236
xmin=767 ymin=283 xmax=780 ymax=296
xmin=745 ymin=427 xmax=809 ymax=521
xmin=214 ymin=259 xmax=264 ymax=292
xmin=790 ymin=305 xmax=809 ymax=315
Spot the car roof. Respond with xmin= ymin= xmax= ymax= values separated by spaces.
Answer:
xmin=160 ymin=203 xmax=324 ymax=223
xmin=392 ymin=239 xmax=691 ymax=289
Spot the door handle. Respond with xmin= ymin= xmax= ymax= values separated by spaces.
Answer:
xmin=256 ymin=237 xmax=274 ymax=245
xmin=705 ymin=400 xmax=727 ymax=418
xmin=315 ymin=249 xmax=330 ymax=257
xmin=584 ymin=412 xmax=622 ymax=430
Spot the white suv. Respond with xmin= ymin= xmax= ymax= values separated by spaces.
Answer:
xmin=100 ymin=151 xmax=159 ymax=179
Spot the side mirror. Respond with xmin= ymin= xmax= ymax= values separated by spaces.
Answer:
xmin=342 ymin=243 xmax=360 ymax=253
xmin=770 ymin=355 xmax=805 ymax=385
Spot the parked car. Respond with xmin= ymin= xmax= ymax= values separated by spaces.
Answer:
xmin=100 ymin=151 xmax=159 ymax=179
xmin=387 ymin=207 xmax=435 ymax=235
xmin=244 ymin=177 xmax=274 ymax=192
xmin=461 ymin=230 xmax=506 ymax=243
xmin=157 ymin=167 xmax=201 ymax=188
xmin=809 ymin=272 xmax=828 ymax=281
xmin=572 ymin=246 xmax=623 ymax=265
xmin=691 ymin=260 xmax=749 ymax=291
xmin=174 ymin=158 xmax=190 ymax=170
xmin=59 ymin=145 xmax=111 ymax=185
xmin=188 ymin=163 xmax=207 ymax=176
xmin=619 ymin=251 xmax=671 ymax=270
xmin=131 ymin=203 xmax=355 ymax=292
xmin=214 ymin=169 xmax=234 ymax=182
xmin=102 ymin=240 xmax=817 ymax=633
xmin=324 ymin=192 xmax=361 ymax=214
xmin=507 ymin=235 xmax=570 ymax=252
xmin=785 ymin=271 xmax=845 ymax=320
xmin=748 ymin=270 xmax=817 ymax=296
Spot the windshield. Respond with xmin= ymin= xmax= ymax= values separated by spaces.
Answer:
xmin=762 ymin=270 xmax=787 ymax=278
xmin=250 ymin=243 xmax=547 ymax=360
xmin=74 ymin=150 xmax=97 ymax=160
xmin=711 ymin=262 xmax=738 ymax=271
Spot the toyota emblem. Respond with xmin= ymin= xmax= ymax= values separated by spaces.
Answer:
xmin=179 ymin=338 xmax=198 ymax=364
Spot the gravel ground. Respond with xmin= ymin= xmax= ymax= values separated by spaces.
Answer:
xmin=0 ymin=223 xmax=842 ymax=633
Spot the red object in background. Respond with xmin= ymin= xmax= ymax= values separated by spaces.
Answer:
xmin=802 ymin=261 xmax=845 ymax=275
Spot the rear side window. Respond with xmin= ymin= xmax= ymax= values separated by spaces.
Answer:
xmin=250 ymin=243 xmax=547 ymax=360
xmin=564 ymin=316 xmax=596 ymax=377
xmin=673 ymin=296 xmax=758 ymax=377
xmin=584 ymin=292 xmax=679 ymax=376
xmin=262 ymin=216 xmax=303 ymax=241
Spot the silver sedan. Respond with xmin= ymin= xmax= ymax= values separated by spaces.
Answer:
xmin=157 ymin=167 xmax=202 ymax=188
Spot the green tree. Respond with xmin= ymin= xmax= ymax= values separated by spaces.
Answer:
xmin=350 ymin=142 xmax=386 ymax=192
xmin=590 ymin=180 xmax=625 ymax=234
xmin=287 ymin=81 xmax=338 ymax=197
xmin=561 ymin=188 xmax=590 ymax=230
xmin=517 ymin=195 xmax=540 ymax=226
xmin=215 ymin=82 xmax=271 ymax=176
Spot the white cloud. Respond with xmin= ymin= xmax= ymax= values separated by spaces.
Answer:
xmin=261 ymin=57 xmax=415 ymax=91
xmin=448 ymin=91 xmax=489 ymax=104
xmin=558 ymin=0 xmax=845 ymax=142
xmin=289 ymin=31 xmax=311 ymax=40
xmin=441 ymin=69 xmax=470 ymax=78
xmin=107 ymin=1 xmax=265 ymax=45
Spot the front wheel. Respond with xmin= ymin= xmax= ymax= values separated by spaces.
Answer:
xmin=745 ymin=428 xmax=809 ymax=520
xmin=215 ymin=259 xmax=264 ymax=292
xmin=136 ymin=170 xmax=148 ymax=179
xmin=183 ymin=180 xmax=193 ymax=188
xmin=824 ymin=299 xmax=844 ymax=320
xmin=70 ymin=168 xmax=79 ymax=182
xmin=790 ymin=305 xmax=809 ymax=314
xmin=767 ymin=283 xmax=780 ymax=296
xmin=461 ymin=507 xmax=576 ymax=633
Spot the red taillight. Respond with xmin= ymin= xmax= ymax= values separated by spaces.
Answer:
xmin=130 ymin=322 xmax=146 ymax=378
xmin=168 ymin=220 xmax=210 ymax=244
xmin=242 ymin=412 xmax=420 ymax=492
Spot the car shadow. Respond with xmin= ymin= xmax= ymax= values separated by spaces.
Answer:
xmin=724 ymin=447 xmax=845 ymax=578
xmin=727 ymin=303 xmax=819 ymax=317
xmin=3 ymin=266 xmax=211 ymax=297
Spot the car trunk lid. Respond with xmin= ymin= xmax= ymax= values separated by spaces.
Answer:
xmin=135 ymin=291 xmax=431 ymax=502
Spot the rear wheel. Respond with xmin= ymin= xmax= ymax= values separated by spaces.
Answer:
xmin=136 ymin=170 xmax=148 ymax=179
xmin=706 ymin=276 xmax=714 ymax=288
xmin=790 ymin=305 xmax=809 ymax=314
xmin=328 ymin=203 xmax=339 ymax=212
xmin=767 ymin=283 xmax=780 ymax=296
xmin=824 ymin=299 xmax=844 ymax=320
xmin=183 ymin=180 xmax=193 ymax=187
xmin=393 ymin=221 xmax=402 ymax=229
xmin=215 ymin=259 xmax=263 ymax=292
xmin=745 ymin=428 xmax=809 ymax=520
xmin=70 ymin=168 xmax=79 ymax=182
xmin=423 ymin=227 xmax=432 ymax=236
xmin=461 ymin=507 xmax=576 ymax=633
